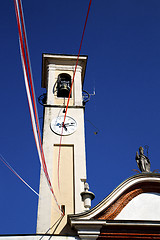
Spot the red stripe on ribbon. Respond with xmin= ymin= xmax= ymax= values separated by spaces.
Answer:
xmin=57 ymin=0 xmax=92 ymax=189
xmin=14 ymin=0 xmax=62 ymax=214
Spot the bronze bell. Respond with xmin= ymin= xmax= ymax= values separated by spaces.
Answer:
xmin=57 ymin=73 xmax=71 ymax=98
xmin=58 ymin=81 xmax=70 ymax=98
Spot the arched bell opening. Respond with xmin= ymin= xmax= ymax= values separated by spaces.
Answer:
xmin=57 ymin=73 xmax=71 ymax=98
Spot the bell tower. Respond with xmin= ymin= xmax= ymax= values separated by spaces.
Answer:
xmin=36 ymin=54 xmax=89 ymax=234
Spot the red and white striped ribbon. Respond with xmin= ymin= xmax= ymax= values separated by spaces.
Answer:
xmin=14 ymin=0 xmax=62 ymax=214
xmin=0 ymin=154 xmax=39 ymax=196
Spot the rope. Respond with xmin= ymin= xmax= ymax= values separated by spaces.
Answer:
xmin=57 ymin=0 xmax=92 ymax=188
xmin=14 ymin=0 xmax=62 ymax=214
xmin=0 ymin=154 xmax=39 ymax=196
xmin=64 ymin=0 xmax=92 ymax=118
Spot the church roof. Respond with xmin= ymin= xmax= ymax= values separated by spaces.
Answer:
xmin=69 ymin=173 xmax=160 ymax=239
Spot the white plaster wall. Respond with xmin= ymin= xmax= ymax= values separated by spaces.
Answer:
xmin=37 ymin=106 xmax=87 ymax=233
xmin=0 ymin=236 xmax=79 ymax=240
xmin=37 ymin=55 xmax=87 ymax=234
xmin=115 ymin=192 xmax=160 ymax=220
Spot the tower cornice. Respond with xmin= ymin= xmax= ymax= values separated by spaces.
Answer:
xmin=42 ymin=54 xmax=88 ymax=88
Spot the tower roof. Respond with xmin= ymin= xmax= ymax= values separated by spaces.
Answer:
xmin=41 ymin=53 xmax=88 ymax=88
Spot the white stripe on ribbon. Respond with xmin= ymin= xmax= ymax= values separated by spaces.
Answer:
xmin=14 ymin=0 xmax=62 ymax=214
xmin=0 ymin=154 xmax=39 ymax=196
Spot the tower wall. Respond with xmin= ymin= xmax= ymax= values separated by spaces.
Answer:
xmin=37 ymin=54 xmax=88 ymax=234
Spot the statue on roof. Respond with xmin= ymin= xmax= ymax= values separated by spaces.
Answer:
xmin=135 ymin=146 xmax=151 ymax=173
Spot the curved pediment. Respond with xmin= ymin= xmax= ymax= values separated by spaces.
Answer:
xmin=69 ymin=173 xmax=160 ymax=221
xmin=69 ymin=173 xmax=160 ymax=240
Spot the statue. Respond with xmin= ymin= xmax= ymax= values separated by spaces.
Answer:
xmin=135 ymin=146 xmax=151 ymax=173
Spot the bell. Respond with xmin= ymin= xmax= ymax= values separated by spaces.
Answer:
xmin=57 ymin=73 xmax=71 ymax=98
xmin=57 ymin=81 xmax=70 ymax=98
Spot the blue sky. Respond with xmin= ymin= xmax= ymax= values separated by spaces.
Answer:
xmin=1 ymin=0 xmax=160 ymax=234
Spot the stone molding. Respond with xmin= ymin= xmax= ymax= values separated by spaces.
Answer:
xmin=70 ymin=220 xmax=105 ymax=240
xmin=70 ymin=219 xmax=160 ymax=240
xmin=69 ymin=174 xmax=160 ymax=239
xmin=46 ymin=64 xmax=82 ymax=73
xmin=95 ymin=182 xmax=160 ymax=220
xmin=97 ymin=220 xmax=160 ymax=239
xmin=69 ymin=174 xmax=160 ymax=220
